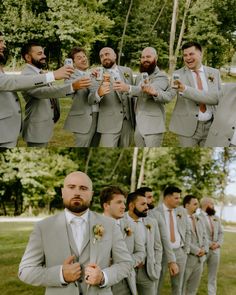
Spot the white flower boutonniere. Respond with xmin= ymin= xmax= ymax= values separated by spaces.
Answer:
xmin=145 ymin=224 xmax=152 ymax=231
xmin=124 ymin=226 xmax=133 ymax=237
xmin=207 ymin=74 xmax=215 ymax=83
xmin=93 ymin=224 xmax=104 ymax=244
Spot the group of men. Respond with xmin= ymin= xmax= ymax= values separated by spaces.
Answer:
xmin=19 ymin=171 xmax=224 ymax=295
xmin=1 ymin=31 xmax=236 ymax=147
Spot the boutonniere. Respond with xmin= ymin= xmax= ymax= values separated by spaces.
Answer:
xmin=207 ymin=74 xmax=215 ymax=83
xmin=93 ymin=224 xmax=104 ymax=244
xmin=213 ymin=217 xmax=218 ymax=222
xmin=145 ymin=224 xmax=152 ymax=231
xmin=177 ymin=213 xmax=182 ymax=218
xmin=123 ymin=72 xmax=130 ymax=79
xmin=124 ymin=226 xmax=133 ymax=236
xmin=195 ymin=216 xmax=199 ymax=221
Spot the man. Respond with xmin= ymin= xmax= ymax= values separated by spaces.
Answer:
xmin=182 ymin=195 xmax=208 ymax=295
xmin=64 ymin=47 xmax=99 ymax=147
xmin=126 ymin=191 xmax=162 ymax=295
xmin=151 ymin=186 xmax=191 ymax=295
xmin=21 ymin=41 xmax=91 ymax=147
xmin=130 ymin=47 xmax=173 ymax=146
xmin=136 ymin=186 xmax=155 ymax=209
xmin=199 ymin=197 xmax=224 ymax=295
xmin=0 ymin=32 xmax=74 ymax=147
xmin=19 ymin=171 xmax=132 ymax=295
xmin=88 ymin=47 xmax=134 ymax=147
xmin=100 ymin=186 xmax=145 ymax=295
xmin=169 ymin=41 xmax=222 ymax=147
xmin=205 ymin=83 xmax=236 ymax=146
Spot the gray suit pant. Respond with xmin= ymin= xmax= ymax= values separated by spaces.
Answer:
xmin=158 ymin=247 xmax=187 ymax=295
xmin=99 ymin=119 xmax=133 ymax=147
xmin=205 ymin=249 xmax=220 ymax=295
xmin=0 ymin=140 xmax=17 ymax=148
xmin=182 ymin=254 xmax=204 ymax=295
xmin=178 ymin=119 xmax=212 ymax=147
xmin=134 ymin=127 xmax=163 ymax=147
xmin=112 ymin=279 xmax=132 ymax=295
xmin=136 ymin=267 xmax=156 ymax=295
xmin=74 ymin=113 xmax=98 ymax=147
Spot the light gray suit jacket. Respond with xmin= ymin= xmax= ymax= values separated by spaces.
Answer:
xmin=199 ymin=212 xmax=224 ymax=253
xmin=131 ymin=66 xmax=172 ymax=135
xmin=155 ymin=204 xmax=191 ymax=255
xmin=0 ymin=72 xmax=48 ymax=143
xmin=21 ymin=64 xmax=72 ymax=143
xmin=169 ymin=66 xmax=222 ymax=137
xmin=64 ymin=70 xmax=95 ymax=134
xmin=205 ymin=83 xmax=236 ymax=146
xmin=19 ymin=210 xmax=132 ymax=295
xmin=88 ymin=66 xmax=134 ymax=134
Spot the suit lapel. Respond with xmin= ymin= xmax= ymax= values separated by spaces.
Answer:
xmin=89 ymin=211 xmax=99 ymax=264
xmin=65 ymin=217 xmax=79 ymax=258
xmin=185 ymin=67 xmax=195 ymax=88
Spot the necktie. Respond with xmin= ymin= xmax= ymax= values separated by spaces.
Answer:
xmin=168 ymin=209 xmax=176 ymax=243
xmin=39 ymin=69 xmax=60 ymax=123
xmin=190 ymin=215 xmax=197 ymax=234
xmin=71 ymin=217 xmax=85 ymax=255
xmin=208 ymin=216 xmax=214 ymax=240
xmin=193 ymin=70 xmax=206 ymax=113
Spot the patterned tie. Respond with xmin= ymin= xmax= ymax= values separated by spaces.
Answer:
xmin=168 ymin=209 xmax=176 ymax=243
xmin=193 ymin=70 xmax=206 ymax=113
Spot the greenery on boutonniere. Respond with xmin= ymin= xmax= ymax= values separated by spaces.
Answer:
xmin=177 ymin=213 xmax=182 ymax=218
xmin=123 ymin=72 xmax=130 ymax=79
xmin=93 ymin=224 xmax=104 ymax=244
xmin=207 ymin=74 xmax=215 ymax=83
xmin=124 ymin=226 xmax=133 ymax=236
xmin=145 ymin=224 xmax=152 ymax=231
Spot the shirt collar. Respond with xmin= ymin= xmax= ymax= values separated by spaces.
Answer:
xmin=163 ymin=203 xmax=174 ymax=212
xmin=191 ymin=65 xmax=204 ymax=73
xmin=64 ymin=208 xmax=89 ymax=224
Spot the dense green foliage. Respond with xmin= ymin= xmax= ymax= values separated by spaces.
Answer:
xmin=0 ymin=148 xmax=235 ymax=215
xmin=0 ymin=0 xmax=235 ymax=69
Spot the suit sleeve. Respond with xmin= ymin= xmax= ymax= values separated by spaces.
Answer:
xmin=182 ymin=87 xmax=222 ymax=105
xmin=18 ymin=222 xmax=62 ymax=287
xmin=0 ymin=74 xmax=47 ymax=92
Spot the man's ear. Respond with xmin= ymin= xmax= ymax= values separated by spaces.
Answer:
xmin=24 ymin=53 xmax=31 ymax=63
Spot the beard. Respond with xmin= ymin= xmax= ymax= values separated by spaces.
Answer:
xmin=64 ymin=198 xmax=90 ymax=213
xmin=102 ymin=59 xmax=115 ymax=69
xmin=206 ymin=207 xmax=216 ymax=216
xmin=139 ymin=59 xmax=157 ymax=75
xmin=147 ymin=203 xmax=155 ymax=210
xmin=134 ymin=207 xmax=148 ymax=218
xmin=0 ymin=51 xmax=8 ymax=65
xmin=31 ymin=57 xmax=47 ymax=69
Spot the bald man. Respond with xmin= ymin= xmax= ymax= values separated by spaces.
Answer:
xmin=88 ymin=47 xmax=134 ymax=147
xmin=130 ymin=47 xmax=173 ymax=147
xmin=19 ymin=171 xmax=132 ymax=295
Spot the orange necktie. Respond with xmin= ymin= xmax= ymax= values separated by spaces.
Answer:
xmin=168 ymin=209 xmax=176 ymax=243
xmin=194 ymin=70 xmax=206 ymax=113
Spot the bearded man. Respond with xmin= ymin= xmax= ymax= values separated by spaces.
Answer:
xmin=129 ymin=47 xmax=173 ymax=147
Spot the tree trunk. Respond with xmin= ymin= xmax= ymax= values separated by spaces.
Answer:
xmin=137 ymin=148 xmax=150 ymax=188
xmin=110 ymin=150 xmax=125 ymax=179
xmin=118 ymin=0 xmax=133 ymax=65
xmin=169 ymin=0 xmax=179 ymax=75
xmin=85 ymin=149 xmax=93 ymax=174
xmin=151 ymin=0 xmax=168 ymax=33
xmin=131 ymin=148 xmax=139 ymax=192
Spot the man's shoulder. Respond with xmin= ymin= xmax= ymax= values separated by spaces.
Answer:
xmin=36 ymin=212 xmax=65 ymax=228
xmin=90 ymin=211 xmax=116 ymax=226
xmin=21 ymin=64 xmax=38 ymax=75
xmin=203 ymin=65 xmax=219 ymax=73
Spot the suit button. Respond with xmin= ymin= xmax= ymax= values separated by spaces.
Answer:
xmin=195 ymin=114 xmax=198 ymax=117
xmin=228 ymin=138 xmax=231 ymax=141
xmin=18 ymin=110 xmax=21 ymax=113
xmin=120 ymin=111 xmax=123 ymax=114
xmin=232 ymin=127 xmax=235 ymax=130
xmin=196 ymin=103 xmax=199 ymax=106
xmin=16 ymin=98 xmax=19 ymax=102
xmin=51 ymin=106 xmax=54 ymax=109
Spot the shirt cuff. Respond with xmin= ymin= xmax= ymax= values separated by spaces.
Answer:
xmin=46 ymin=72 xmax=55 ymax=83
xmin=100 ymin=271 xmax=108 ymax=288
xmin=95 ymin=91 xmax=102 ymax=103
xmin=60 ymin=265 xmax=68 ymax=285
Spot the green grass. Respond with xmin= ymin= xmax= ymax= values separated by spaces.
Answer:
xmin=0 ymin=222 xmax=235 ymax=294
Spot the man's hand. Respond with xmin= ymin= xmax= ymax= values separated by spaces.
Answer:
xmin=168 ymin=262 xmax=179 ymax=276
xmin=135 ymin=261 xmax=144 ymax=269
xmin=84 ymin=263 xmax=104 ymax=286
xmin=53 ymin=65 xmax=74 ymax=80
xmin=72 ymin=76 xmax=91 ymax=91
xmin=113 ymin=80 xmax=130 ymax=92
xmin=172 ymin=79 xmax=186 ymax=92
xmin=197 ymin=248 xmax=206 ymax=257
xmin=62 ymin=255 xmax=82 ymax=283
xmin=98 ymin=82 xmax=110 ymax=97
xmin=142 ymin=85 xmax=158 ymax=96
xmin=210 ymin=242 xmax=219 ymax=250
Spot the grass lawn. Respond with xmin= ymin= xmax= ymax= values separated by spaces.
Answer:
xmin=0 ymin=222 xmax=236 ymax=295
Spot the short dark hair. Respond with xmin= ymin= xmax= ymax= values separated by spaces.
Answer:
xmin=127 ymin=191 xmax=145 ymax=208
xmin=163 ymin=186 xmax=182 ymax=198
xmin=100 ymin=186 xmax=125 ymax=209
xmin=182 ymin=41 xmax=202 ymax=52
xmin=21 ymin=40 xmax=42 ymax=60
xmin=69 ymin=46 xmax=86 ymax=61
xmin=0 ymin=32 xmax=3 ymax=36
xmin=183 ymin=195 xmax=197 ymax=208
xmin=136 ymin=187 xmax=152 ymax=194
